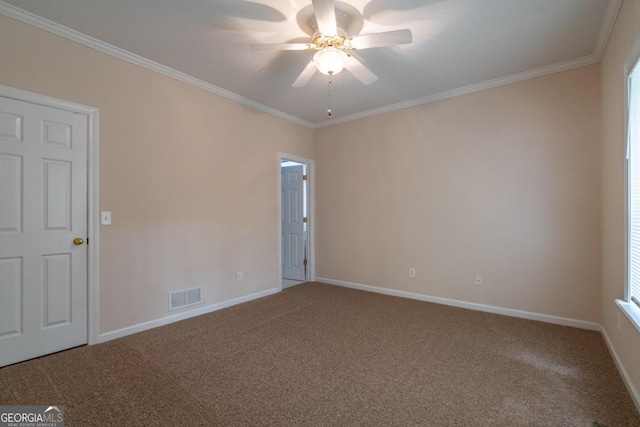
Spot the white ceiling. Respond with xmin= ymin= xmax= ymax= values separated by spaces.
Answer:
xmin=0 ymin=0 xmax=620 ymax=127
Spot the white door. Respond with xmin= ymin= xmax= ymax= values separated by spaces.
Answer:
xmin=282 ymin=165 xmax=305 ymax=281
xmin=0 ymin=96 xmax=88 ymax=367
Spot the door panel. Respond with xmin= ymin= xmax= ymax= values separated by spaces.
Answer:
xmin=44 ymin=160 xmax=72 ymax=230
xmin=0 ymin=96 xmax=88 ymax=367
xmin=282 ymin=165 xmax=305 ymax=281
xmin=0 ymin=112 xmax=22 ymax=141
xmin=42 ymin=253 xmax=72 ymax=327
xmin=0 ymin=154 xmax=21 ymax=232
xmin=0 ymin=257 xmax=21 ymax=337
xmin=289 ymin=234 xmax=300 ymax=267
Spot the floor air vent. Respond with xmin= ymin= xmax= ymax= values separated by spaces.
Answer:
xmin=169 ymin=287 xmax=203 ymax=311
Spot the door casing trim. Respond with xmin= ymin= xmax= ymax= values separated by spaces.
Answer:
xmin=0 ymin=84 xmax=100 ymax=345
xmin=278 ymin=153 xmax=315 ymax=288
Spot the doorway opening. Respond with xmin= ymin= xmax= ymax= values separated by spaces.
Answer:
xmin=279 ymin=155 xmax=313 ymax=289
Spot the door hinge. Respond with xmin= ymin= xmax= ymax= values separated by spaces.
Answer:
xmin=303 ymin=217 xmax=308 ymax=223
xmin=303 ymin=174 xmax=308 ymax=181
xmin=303 ymin=258 xmax=308 ymax=266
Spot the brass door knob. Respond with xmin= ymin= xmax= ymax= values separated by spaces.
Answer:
xmin=73 ymin=237 xmax=84 ymax=246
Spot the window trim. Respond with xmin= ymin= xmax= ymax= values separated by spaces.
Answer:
xmin=616 ymin=300 xmax=640 ymax=333
xmin=621 ymin=37 xmax=640 ymax=334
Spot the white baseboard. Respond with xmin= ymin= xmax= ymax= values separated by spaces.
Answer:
xmin=601 ymin=326 xmax=640 ymax=413
xmin=93 ymin=278 xmax=639 ymax=414
xmin=96 ymin=287 xmax=280 ymax=343
xmin=317 ymin=277 xmax=640 ymax=413
xmin=316 ymin=277 xmax=601 ymax=331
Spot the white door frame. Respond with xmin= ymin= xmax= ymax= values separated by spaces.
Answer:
xmin=0 ymin=85 xmax=100 ymax=345
xmin=278 ymin=153 xmax=315 ymax=288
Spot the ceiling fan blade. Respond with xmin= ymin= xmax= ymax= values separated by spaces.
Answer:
xmin=312 ymin=0 xmax=337 ymax=35
xmin=250 ymin=43 xmax=312 ymax=51
xmin=350 ymin=29 xmax=413 ymax=49
xmin=344 ymin=56 xmax=378 ymax=85
xmin=293 ymin=61 xmax=318 ymax=87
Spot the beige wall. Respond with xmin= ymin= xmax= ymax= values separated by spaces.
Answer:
xmin=0 ymin=15 xmax=314 ymax=333
xmin=2 ymin=5 xmax=639 ymax=399
xmin=314 ymin=65 xmax=602 ymax=322
xmin=601 ymin=0 xmax=640 ymax=400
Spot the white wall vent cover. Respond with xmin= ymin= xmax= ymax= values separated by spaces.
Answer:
xmin=169 ymin=287 xmax=203 ymax=311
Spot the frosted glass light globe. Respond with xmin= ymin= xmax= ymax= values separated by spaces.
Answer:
xmin=313 ymin=47 xmax=347 ymax=75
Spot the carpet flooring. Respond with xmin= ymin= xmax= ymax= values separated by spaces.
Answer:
xmin=1 ymin=282 xmax=639 ymax=426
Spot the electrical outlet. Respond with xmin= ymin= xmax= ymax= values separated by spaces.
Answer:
xmin=475 ymin=275 xmax=482 ymax=286
xmin=408 ymin=268 xmax=416 ymax=278
xmin=236 ymin=271 xmax=243 ymax=282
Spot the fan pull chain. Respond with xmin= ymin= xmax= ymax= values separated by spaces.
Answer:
xmin=327 ymin=74 xmax=333 ymax=118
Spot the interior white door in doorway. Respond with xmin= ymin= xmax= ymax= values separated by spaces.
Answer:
xmin=282 ymin=164 xmax=305 ymax=281
xmin=0 ymin=96 xmax=88 ymax=367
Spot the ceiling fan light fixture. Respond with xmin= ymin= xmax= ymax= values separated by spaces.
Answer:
xmin=313 ymin=47 xmax=348 ymax=75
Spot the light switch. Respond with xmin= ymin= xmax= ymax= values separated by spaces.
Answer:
xmin=101 ymin=211 xmax=112 ymax=225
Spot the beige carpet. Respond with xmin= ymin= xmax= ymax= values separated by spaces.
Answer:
xmin=1 ymin=282 xmax=638 ymax=426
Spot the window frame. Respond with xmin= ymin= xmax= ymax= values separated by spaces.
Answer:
xmin=620 ymin=40 xmax=640 ymax=333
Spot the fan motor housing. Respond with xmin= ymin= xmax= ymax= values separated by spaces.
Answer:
xmin=312 ymin=29 xmax=352 ymax=51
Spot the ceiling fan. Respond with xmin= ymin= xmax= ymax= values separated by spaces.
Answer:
xmin=250 ymin=0 xmax=412 ymax=87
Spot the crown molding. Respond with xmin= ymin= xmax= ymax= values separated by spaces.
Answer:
xmin=1 ymin=0 xmax=622 ymax=130
xmin=0 ymin=1 xmax=314 ymax=129
xmin=313 ymin=0 xmax=623 ymax=128
xmin=594 ymin=0 xmax=623 ymax=61
xmin=315 ymin=53 xmax=599 ymax=128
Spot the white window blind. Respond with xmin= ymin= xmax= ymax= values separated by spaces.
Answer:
xmin=628 ymin=60 xmax=640 ymax=309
